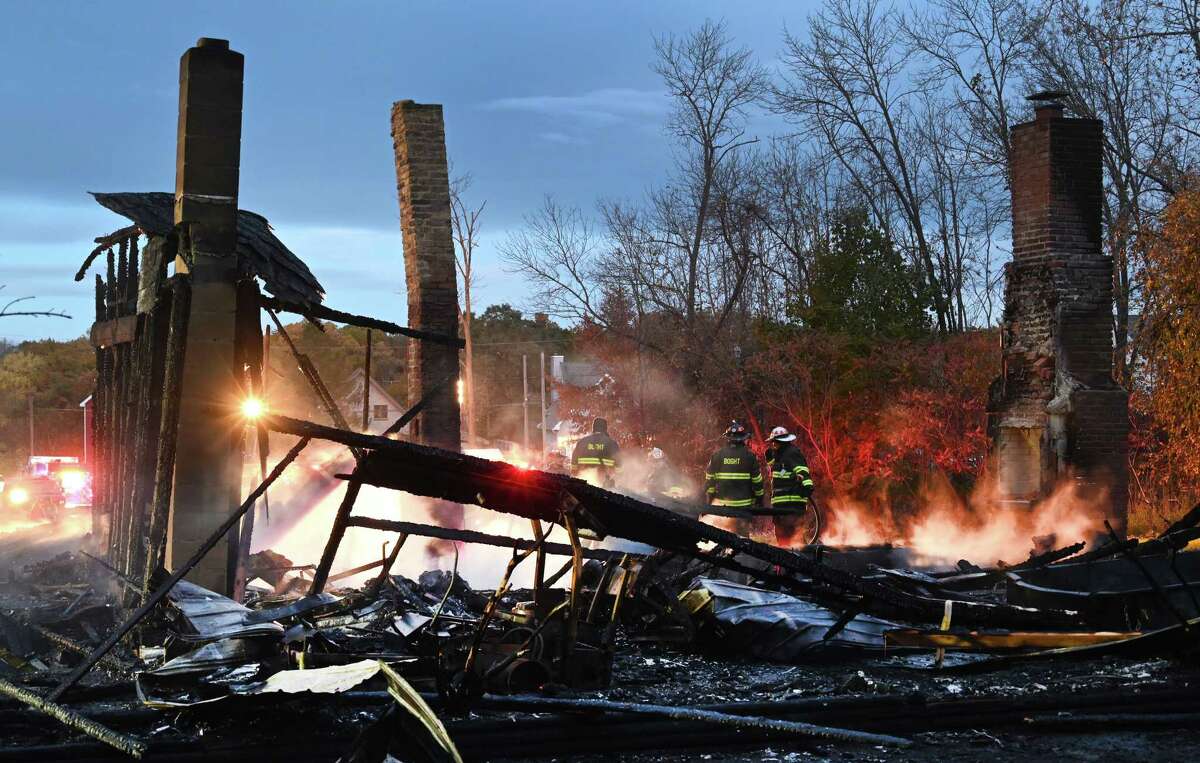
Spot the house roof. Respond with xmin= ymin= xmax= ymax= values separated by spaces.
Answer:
xmin=344 ymin=368 xmax=405 ymax=412
xmin=90 ymin=192 xmax=325 ymax=310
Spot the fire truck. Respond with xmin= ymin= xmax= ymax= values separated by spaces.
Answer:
xmin=1 ymin=473 xmax=66 ymax=523
xmin=0 ymin=456 xmax=89 ymax=524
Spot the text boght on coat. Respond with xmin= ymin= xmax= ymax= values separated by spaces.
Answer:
xmin=704 ymin=443 xmax=764 ymax=507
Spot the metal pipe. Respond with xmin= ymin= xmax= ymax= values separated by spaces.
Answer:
xmin=456 ymin=694 xmax=912 ymax=748
xmin=522 ymin=354 xmax=529 ymax=453
xmin=539 ymin=351 xmax=546 ymax=456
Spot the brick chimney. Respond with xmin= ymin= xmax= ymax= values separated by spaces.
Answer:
xmin=989 ymin=95 xmax=1129 ymax=532
xmin=166 ymin=37 xmax=245 ymax=592
xmin=390 ymin=101 xmax=461 ymax=452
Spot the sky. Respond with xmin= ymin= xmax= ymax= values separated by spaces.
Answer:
xmin=0 ymin=1 xmax=813 ymax=343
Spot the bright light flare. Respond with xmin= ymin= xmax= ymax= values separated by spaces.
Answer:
xmin=240 ymin=397 xmax=267 ymax=420
xmin=7 ymin=487 xmax=29 ymax=506
xmin=59 ymin=469 xmax=87 ymax=492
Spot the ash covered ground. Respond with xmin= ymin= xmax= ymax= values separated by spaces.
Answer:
xmin=4 ymin=514 xmax=1200 ymax=762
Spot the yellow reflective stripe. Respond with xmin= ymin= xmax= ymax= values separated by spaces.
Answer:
xmin=772 ymin=494 xmax=809 ymax=504
xmin=706 ymin=486 xmax=717 ymax=494
xmin=772 ymin=470 xmax=791 ymax=479
xmin=712 ymin=498 xmax=753 ymax=507
xmin=802 ymin=479 xmax=814 ymax=487
xmin=794 ymin=465 xmax=810 ymax=474
xmin=712 ymin=472 xmax=751 ymax=479
xmin=576 ymin=457 xmax=602 ymax=465
xmin=600 ymin=459 xmax=616 ymax=467
xmin=754 ymin=488 xmax=764 ymax=497
xmin=751 ymin=474 xmax=763 ymax=483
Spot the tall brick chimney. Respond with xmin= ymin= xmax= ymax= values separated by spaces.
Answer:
xmin=390 ymin=101 xmax=461 ymax=452
xmin=165 ymin=38 xmax=245 ymax=592
xmin=990 ymin=95 xmax=1129 ymax=532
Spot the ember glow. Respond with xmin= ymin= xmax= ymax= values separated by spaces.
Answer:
xmin=819 ymin=470 xmax=1110 ymax=567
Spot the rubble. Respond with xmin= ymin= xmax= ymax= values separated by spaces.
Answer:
xmin=5 ymin=504 xmax=1200 ymax=761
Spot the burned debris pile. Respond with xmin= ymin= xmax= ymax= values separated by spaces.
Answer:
xmin=5 ymin=435 xmax=1200 ymax=760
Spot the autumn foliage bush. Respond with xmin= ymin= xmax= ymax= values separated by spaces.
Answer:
xmin=557 ymin=320 xmax=998 ymax=513
xmin=1133 ymin=185 xmax=1200 ymax=532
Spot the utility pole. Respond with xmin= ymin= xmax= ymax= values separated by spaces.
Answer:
xmin=522 ymin=354 xmax=529 ymax=453
xmin=539 ymin=352 xmax=547 ymax=456
xmin=362 ymin=329 xmax=372 ymax=431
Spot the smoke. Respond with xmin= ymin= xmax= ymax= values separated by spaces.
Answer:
xmin=819 ymin=468 xmax=1111 ymax=567
xmin=249 ymin=439 xmax=633 ymax=590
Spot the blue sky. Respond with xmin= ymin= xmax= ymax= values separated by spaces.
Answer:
xmin=0 ymin=1 xmax=810 ymax=342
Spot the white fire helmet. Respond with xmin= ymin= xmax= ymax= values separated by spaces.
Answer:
xmin=649 ymin=447 xmax=665 ymax=460
xmin=768 ymin=426 xmax=797 ymax=442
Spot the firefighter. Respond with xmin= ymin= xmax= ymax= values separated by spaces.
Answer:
xmin=766 ymin=426 xmax=815 ymax=545
xmin=571 ymin=417 xmax=620 ymax=487
xmin=543 ymin=449 xmax=570 ymax=475
xmin=704 ymin=421 xmax=764 ymax=509
xmin=644 ymin=447 xmax=686 ymax=501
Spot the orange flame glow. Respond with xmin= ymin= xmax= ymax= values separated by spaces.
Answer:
xmin=819 ymin=469 xmax=1110 ymax=566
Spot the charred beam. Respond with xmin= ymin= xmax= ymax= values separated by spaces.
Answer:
xmin=261 ymin=295 xmax=464 ymax=349
xmin=264 ymin=413 xmax=1084 ymax=630
xmin=347 ymin=517 xmax=633 ymax=561
xmin=0 ymin=678 xmax=146 ymax=758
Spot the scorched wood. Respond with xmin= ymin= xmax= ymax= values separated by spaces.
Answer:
xmin=263 ymin=414 xmax=1084 ymax=630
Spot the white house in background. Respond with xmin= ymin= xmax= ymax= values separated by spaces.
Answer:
xmin=343 ymin=368 xmax=409 ymax=435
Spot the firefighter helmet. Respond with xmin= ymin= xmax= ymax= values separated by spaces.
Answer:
xmin=768 ymin=426 xmax=796 ymax=442
xmin=648 ymin=447 xmax=664 ymax=460
xmin=723 ymin=421 xmax=749 ymax=442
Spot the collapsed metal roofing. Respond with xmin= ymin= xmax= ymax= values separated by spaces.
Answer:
xmin=90 ymin=191 xmax=325 ymax=309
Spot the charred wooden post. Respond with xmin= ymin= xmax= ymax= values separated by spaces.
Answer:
xmin=91 ymin=274 xmax=109 ymax=543
xmin=265 ymin=308 xmax=359 ymax=441
xmin=309 ymin=476 xmax=364 ymax=594
xmin=165 ymin=38 xmax=246 ymax=594
xmin=531 ymin=519 xmax=546 ymax=615
xmin=142 ymin=277 xmax=191 ymax=595
xmin=231 ymin=278 xmax=266 ymax=601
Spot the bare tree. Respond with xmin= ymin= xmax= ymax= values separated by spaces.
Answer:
xmin=775 ymin=0 xmax=967 ymax=331
xmin=0 ymin=286 xmax=70 ymax=319
xmin=650 ymin=19 xmax=768 ymax=370
xmin=904 ymin=0 xmax=1044 ymax=179
xmin=504 ymin=20 xmax=769 ymax=386
xmin=449 ymin=173 xmax=486 ymax=447
xmin=1026 ymin=0 xmax=1194 ymax=380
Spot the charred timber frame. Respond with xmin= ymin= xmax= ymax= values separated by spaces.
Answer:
xmin=260 ymin=295 xmax=463 ymax=349
xmin=263 ymin=413 xmax=1084 ymax=630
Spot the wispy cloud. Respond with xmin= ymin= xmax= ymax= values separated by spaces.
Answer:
xmin=538 ymin=131 xmax=586 ymax=146
xmin=483 ymin=88 xmax=668 ymax=127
